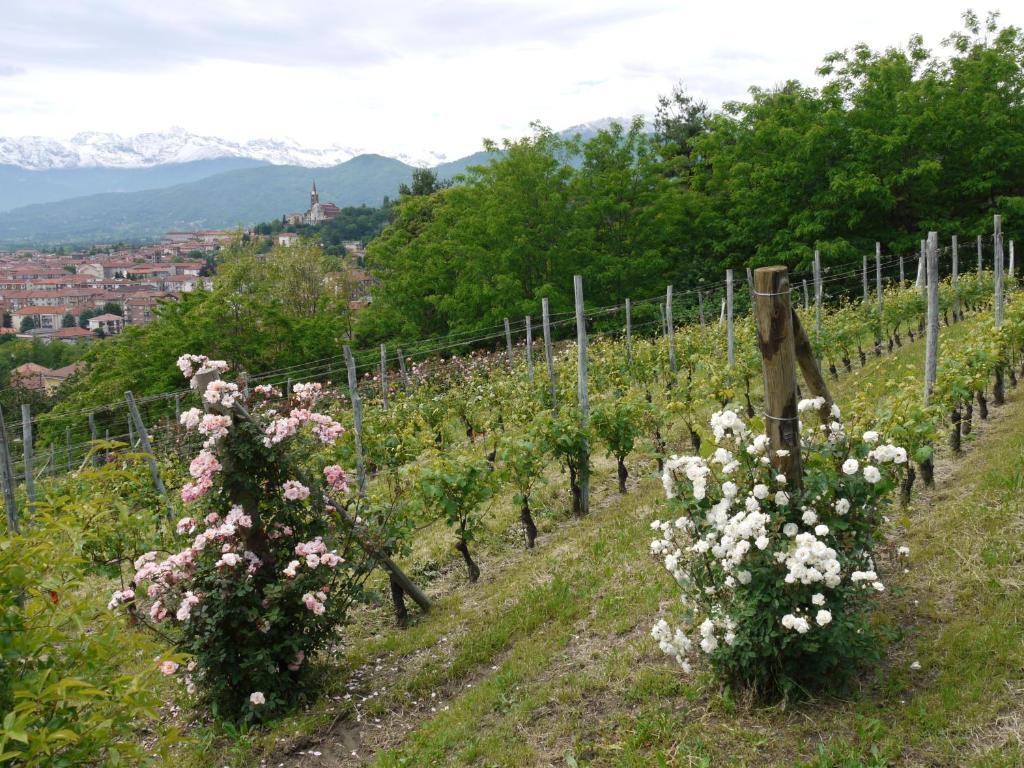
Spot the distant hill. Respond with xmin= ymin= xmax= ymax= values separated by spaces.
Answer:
xmin=0 ymin=116 xmax=640 ymax=246
xmin=0 ymin=151 xmax=499 ymax=246
xmin=0 ymin=158 xmax=268 ymax=212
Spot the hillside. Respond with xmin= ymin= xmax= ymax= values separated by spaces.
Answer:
xmin=0 ymin=151 xmax=496 ymax=246
xmin=174 ymin=313 xmax=1024 ymax=768
xmin=0 ymin=158 xmax=267 ymax=212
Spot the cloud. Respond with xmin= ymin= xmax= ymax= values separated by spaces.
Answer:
xmin=0 ymin=64 xmax=25 ymax=77
xmin=1 ymin=0 xmax=661 ymax=73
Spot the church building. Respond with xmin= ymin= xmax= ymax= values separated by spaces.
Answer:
xmin=286 ymin=182 xmax=342 ymax=226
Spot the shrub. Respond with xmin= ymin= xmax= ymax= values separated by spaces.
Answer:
xmin=649 ymin=402 xmax=908 ymax=697
xmin=111 ymin=355 xmax=379 ymax=722
xmin=1 ymin=470 xmax=175 ymax=766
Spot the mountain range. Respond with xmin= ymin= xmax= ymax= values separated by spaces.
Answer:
xmin=0 ymin=120 xmax=632 ymax=247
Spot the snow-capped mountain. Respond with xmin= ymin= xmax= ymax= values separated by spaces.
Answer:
xmin=0 ymin=127 xmax=448 ymax=170
xmin=0 ymin=118 xmax=650 ymax=172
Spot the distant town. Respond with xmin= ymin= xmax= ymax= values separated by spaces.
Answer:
xmin=0 ymin=182 xmax=375 ymax=393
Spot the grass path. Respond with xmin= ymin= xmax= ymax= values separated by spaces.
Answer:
xmin=183 ymin=319 xmax=1024 ymax=768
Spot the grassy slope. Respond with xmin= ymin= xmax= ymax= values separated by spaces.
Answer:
xmin=181 ymin=319 xmax=1024 ymax=768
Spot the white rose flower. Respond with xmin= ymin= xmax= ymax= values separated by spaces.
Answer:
xmin=815 ymin=609 xmax=832 ymax=626
xmin=842 ymin=458 xmax=859 ymax=475
xmin=862 ymin=430 xmax=880 ymax=444
xmin=863 ymin=465 xmax=881 ymax=484
xmin=811 ymin=593 xmax=825 ymax=606
xmin=782 ymin=523 xmax=798 ymax=537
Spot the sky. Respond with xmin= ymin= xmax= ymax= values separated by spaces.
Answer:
xmin=0 ymin=1 xmax=1013 ymax=160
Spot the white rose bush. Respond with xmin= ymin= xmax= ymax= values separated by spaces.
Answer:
xmin=109 ymin=354 xmax=377 ymax=722
xmin=650 ymin=398 xmax=908 ymax=696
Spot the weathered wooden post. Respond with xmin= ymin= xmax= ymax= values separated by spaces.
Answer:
xmin=0 ymin=406 xmax=19 ymax=534
xmin=875 ymin=243 xmax=883 ymax=315
xmin=503 ymin=317 xmax=513 ymax=367
xmin=658 ymin=303 xmax=667 ymax=337
xmin=924 ymin=233 xmax=940 ymax=404
xmin=1010 ymin=240 xmax=1016 ymax=284
xmin=666 ymin=285 xmax=677 ymax=374
xmin=977 ymin=234 xmax=983 ymax=273
xmin=343 ymin=345 xmax=368 ymax=496
xmin=21 ymin=404 xmax=34 ymax=514
xmin=802 ymin=279 xmax=809 ymax=311
xmin=524 ymin=316 xmax=534 ymax=383
xmin=752 ymin=266 xmax=802 ymax=483
xmin=995 ymin=215 xmax=1005 ymax=329
xmin=88 ymin=412 xmax=100 ymax=467
xmin=624 ymin=298 xmax=633 ymax=365
xmin=951 ymin=235 xmax=959 ymax=321
xmin=542 ymin=297 xmax=557 ymax=416
xmin=573 ymin=275 xmax=590 ymax=516
xmin=726 ymin=269 xmax=735 ymax=367
xmin=862 ymin=254 xmax=869 ymax=304
xmin=813 ymin=250 xmax=822 ymax=347
xmin=874 ymin=243 xmax=884 ymax=355
xmin=396 ymin=347 xmax=411 ymax=391
xmin=916 ymin=240 xmax=926 ymax=296
xmin=899 ymin=255 xmax=905 ymax=284
xmin=125 ymin=391 xmax=173 ymax=519
xmin=698 ymin=290 xmax=706 ymax=329
xmin=379 ymin=343 xmax=389 ymax=409
xmin=174 ymin=393 xmax=181 ymax=422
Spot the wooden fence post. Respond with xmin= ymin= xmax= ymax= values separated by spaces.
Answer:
xmin=899 ymin=255 xmax=905 ymax=284
xmin=88 ymin=412 xmax=100 ymax=467
xmin=396 ymin=347 xmax=410 ymax=391
xmin=343 ymin=346 xmax=368 ymax=496
xmin=525 ymin=316 xmax=534 ymax=383
xmin=174 ymin=393 xmax=181 ymax=422
xmin=624 ymin=298 xmax=633 ymax=364
xmin=379 ymin=344 xmax=389 ymax=409
xmin=875 ymin=243 xmax=883 ymax=316
xmin=916 ymin=239 xmax=926 ymax=293
xmin=698 ymin=290 xmax=706 ymax=329
xmin=504 ymin=317 xmax=513 ymax=367
xmin=862 ymin=254 xmax=869 ymax=304
xmin=752 ymin=266 xmax=803 ymax=483
xmin=574 ymin=275 xmax=590 ymax=516
xmin=813 ymin=250 xmax=822 ymax=347
xmin=924 ymin=232 xmax=940 ymax=404
xmin=21 ymin=404 xmax=34 ymax=514
xmin=0 ymin=406 xmax=19 ymax=534
xmin=658 ymin=303 xmax=667 ymax=337
xmin=951 ymin=235 xmax=959 ymax=321
xmin=666 ymin=285 xmax=677 ymax=374
xmin=726 ymin=269 xmax=735 ymax=367
xmin=125 ymin=391 xmax=172 ymax=520
xmin=1010 ymin=240 xmax=1016 ymax=284
xmin=791 ymin=311 xmax=834 ymax=424
xmin=977 ymin=234 xmax=983 ymax=273
xmin=802 ymin=279 xmax=809 ymax=311
xmin=995 ymin=215 xmax=1004 ymax=329
xmin=542 ymin=297 xmax=557 ymax=416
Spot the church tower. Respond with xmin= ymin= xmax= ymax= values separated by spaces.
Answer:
xmin=310 ymin=180 xmax=320 ymax=207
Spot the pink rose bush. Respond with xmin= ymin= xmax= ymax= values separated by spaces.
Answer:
xmin=650 ymin=402 xmax=907 ymax=697
xmin=111 ymin=355 xmax=374 ymax=721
